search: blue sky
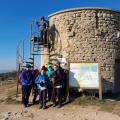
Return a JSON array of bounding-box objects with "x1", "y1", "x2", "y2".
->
[{"x1": 0, "y1": 0, "x2": 120, "y2": 71}]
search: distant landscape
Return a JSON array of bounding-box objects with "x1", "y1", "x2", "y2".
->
[
  {"x1": 0, "y1": 71, "x2": 17, "y2": 85},
  {"x1": 0, "y1": 70, "x2": 16, "y2": 73}
]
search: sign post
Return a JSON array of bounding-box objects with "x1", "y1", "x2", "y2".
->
[{"x1": 99, "y1": 64, "x2": 102, "y2": 100}]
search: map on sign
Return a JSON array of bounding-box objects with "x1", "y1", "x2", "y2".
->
[{"x1": 69, "y1": 63, "x2": 99, "y2": 88}]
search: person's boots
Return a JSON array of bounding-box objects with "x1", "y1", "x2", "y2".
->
[{"x1": 39, "y1": 105, "x2": 43, "y2": 109}]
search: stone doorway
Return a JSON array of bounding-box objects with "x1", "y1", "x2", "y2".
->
[{"x1": 114, "y1": 59, "x2": 120, "y2": 93}]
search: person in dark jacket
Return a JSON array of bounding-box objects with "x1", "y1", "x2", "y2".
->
[
  {"x1": 21, "y1": 64, "x2": 33, "y2": 107},
  {"x1": 52, "y1": 64, "x2": 63, "y2": 108},
  {"x1": 35, "y1": 69, "x2": 50, "y2": 109},
  {"x1": 62, "y1": 65, "x2": 69, "y2": 101}
]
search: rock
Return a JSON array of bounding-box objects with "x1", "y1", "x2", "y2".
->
[
  {"x1": 63, "y1": 113, "x2": 66, "y2": 116},
  {"x1": 23, "y1": 110, "x2": 28, "y2": 113},
  {"x1": 4, "y1": 117, "x2": 9, "y2": 120},
  {"x1": 7, "y1": 112, "x2": 12, "y2": 115},
  {"x1": 68, "y1": 31, "x2": 75, "y2": 37}
]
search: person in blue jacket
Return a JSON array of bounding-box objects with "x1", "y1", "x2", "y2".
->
[
  {"x1": 21, "y1": 64, "x2": 33, "y2": 107},
  {"x1": 35, "y1": 68, "x2": 50, "y2": 109}
]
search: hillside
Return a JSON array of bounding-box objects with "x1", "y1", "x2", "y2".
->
[
  {"x1": 0, "y1": 84, "x2": 120, "y2": 120},
  {"x1": 0, "y1": 71, "x2": 16, "y2": 82}
]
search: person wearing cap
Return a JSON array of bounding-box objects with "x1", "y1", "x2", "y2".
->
[
  {"x1": 35, "y1": 68, "x2": 50, "y2": 109},
  {"x1": 21, "y1": 64, "x2": 33, "y2": 107},
  {"x1": 36, "y1": 16, "x2": 48, "y2": 44},
  {"x1": 41, "y1": 65, "x2": 47, "y2": 71},
  {"x1": 51, "y1": 64, "x2": 64, "y2": 108},
  {"x1": 32, "y1": 66, "x2": 47, "y2": 104}
]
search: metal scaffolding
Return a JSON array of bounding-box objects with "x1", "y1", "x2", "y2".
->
[{"x1": 16, "y1": 18, "x2": 50, "y2": 97}]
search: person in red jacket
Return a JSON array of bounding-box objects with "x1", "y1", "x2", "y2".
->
[{"x1": 32, "y1": 69, "x2": 39, "y2": 104}]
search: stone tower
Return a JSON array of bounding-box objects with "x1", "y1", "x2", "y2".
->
[{"x1": 42, "y1": 7, "x2": 120, "y2": 93}]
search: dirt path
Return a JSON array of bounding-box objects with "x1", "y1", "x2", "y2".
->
[
  {"x1": 0, "y1": 104, "x2": 120, "y2": 120},
  {"x1": 0, "y1": 84, "x2": 120, "y2": 120},
  {"x1": 0, "y1": 84, "x2": 16, "y2": 99}
]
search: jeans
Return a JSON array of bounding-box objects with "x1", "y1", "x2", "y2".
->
[
  {"x1": 53, "y1": 87, "x2": 62, "y2": 106},
  {"x1": 40, "y1": 29, "x2": 47, "y2": 44},
  {"x1": 32, "y1": 88, "x2": 38, "y2": 104},
  {"x1": 47, "y1": 85, "x2": 52, "y2": 101},
  {"x1": 38, "y1": 89, "x2": 47, "y2": 107}
]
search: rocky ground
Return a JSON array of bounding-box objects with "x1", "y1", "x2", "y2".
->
[{"x1": 0, "y1": 84, "x2": 120, "y2": 120}]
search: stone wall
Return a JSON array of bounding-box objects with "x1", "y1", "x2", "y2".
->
[{"x1": 47, "y1": 7, "x2": 120, "y2": 93}]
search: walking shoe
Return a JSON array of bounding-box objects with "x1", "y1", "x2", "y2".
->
[
  {"x1": 39, "y1": 105, "x2": 43, "y2": 109},
  {"x1": 43, "y1": 106, "x2": 46, "y2": 109},
  {"x1": 57, "y1": 105, "x2": 62, "y2": 108},
  {"x1": 24, "y1": 104, "x2": 28, "y2": 108},
  {"x1": 53, "y1": 104, "x2": 57, "y2": 107},
  {"x1": 32, "y1": 101, "x2": 36, "y2": 105}
]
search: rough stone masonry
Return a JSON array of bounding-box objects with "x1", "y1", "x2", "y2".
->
[{"x1": 42, "y1": 7, "x2": 120, "y2": 93}]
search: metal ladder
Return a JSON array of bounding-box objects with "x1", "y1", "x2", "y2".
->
[{"x1": 16, "y1": 19, "x2": 50, "y2": 71}]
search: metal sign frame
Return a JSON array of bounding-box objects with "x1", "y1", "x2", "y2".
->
[{"x1": 69, "y1": 62, "x2": 102, "y2": 100}]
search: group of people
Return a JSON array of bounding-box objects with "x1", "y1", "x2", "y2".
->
[{"x1": 19, "y1": 62, "x2": 68, "y2": 109}]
